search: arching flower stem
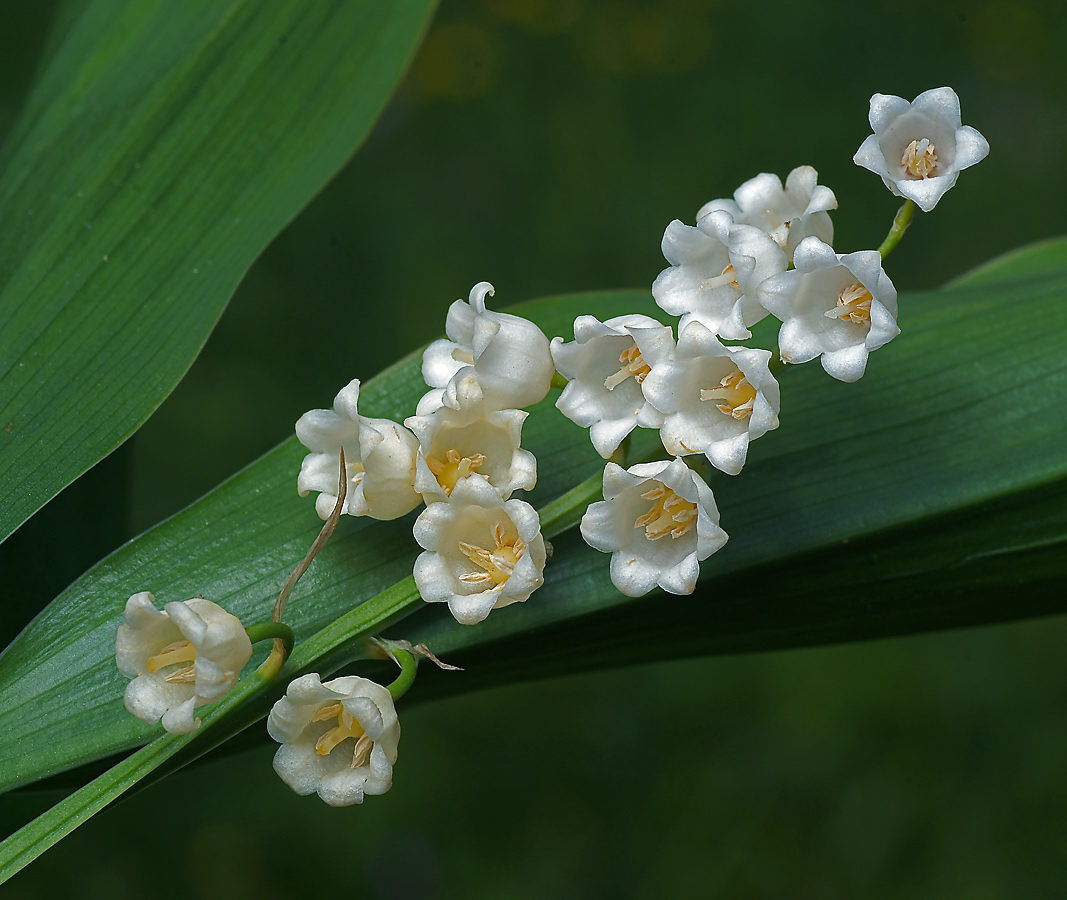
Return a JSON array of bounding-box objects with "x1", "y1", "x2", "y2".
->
[
  {"x1": 245, "y1": 622, "x2": 295, "y2": 660},
  {"x1": 878, "y1": 199, "x2": 916, "y2": 260}
]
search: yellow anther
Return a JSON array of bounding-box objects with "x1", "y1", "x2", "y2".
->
[
  {"x1": 459, "y1": 522, "x2": 527, "y2": 586},
  {"x1": 147, "y1": 639, "x2": 196, "y2": 674},
  {"x1": 901, "y1": 138, "x2": 938, "y2": 179},
  {"x1": 635, "y1": 485, "x2": 698, "y2": 540},
  {"x1": 700, "y1": 264, "x2": 741, "y2": 293},
  {"x1": 825, "y1": 281, "x2": 873, "y2": 325},
  {"x1": 604, "y1": 341, "x2": 651, "y2": 391},
  {"x1": 312, "y1": 701, "x2": 368, "y2": 757},
  {"x1": 700, "y1": 366, "x2": 756, "y2": 419},
  {"x1": 426, "y1": 447, "x2": 487, "y2": 495}
]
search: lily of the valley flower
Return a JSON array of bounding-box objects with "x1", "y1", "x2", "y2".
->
[
  {"x1": 413, "y1": 475, "x2": 547, "y2": 625},
  {"x1": 652, "y1": 210, "x2": 787, "y2": 340},
  {"x1": 696, "y1": 166, "x2": 837, "y2": 262},
  {"x1": 405, "y1": 404, "x2": 537, "y2": 504},
  {"x1": 853, "y1": 87, "x2": 989, "y2": 212},
  {"x1": 580, "y1": 458, "x2": 728, "y2": 596},
  {"x1": 267, "y1": 673, "x2": 400, "y2": 807},
  {"x1": 421, "y1": 282, "x2": 555, "y2": 412},
  {"x1": 758, "y1": 236, "x2": 900, "y2": 383},
  {"x1": 116, "y1": 592, "x2": 252, "y2": 734},
  {"x1": 640, "y1": 321, "x2": 780, "y2": 475},
  {"x1": 296, "y1": 378, "x2": 422, "y2": 521},
  {"x1": 550, "y1": 313, "x2": 674, "y2": 458}
]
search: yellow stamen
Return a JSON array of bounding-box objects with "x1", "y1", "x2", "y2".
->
[
  {"x1": 700, "y1": 264, "x2": 740, "y2": 293},
  {"x1": 312, "y1": 701, "x2": 368, "y2": 757},
  {"x1": 147, "y1": 639, "x2": 196, "y2": 674},
  {"x1": 425, "y1": 448, "x2": 486, "y2": 495},
  {"x1": 825, "y1": 281, "x2": 873, "y2": 325},
  {"x1": 635, "y1": 485, "x2": 698, "y2": 540},
  {"x1": 459, "y1": 522, "x2": 526, "y2": 587},
  {"x1": 901, "y1": 138, "x2": 937, "y2": 179},
  {"x1": 700, "y1": 366, "x2": 756, "y2": 419},
  {"x1": 604, "y1": 341, "x2": 652, "y2": 390}
]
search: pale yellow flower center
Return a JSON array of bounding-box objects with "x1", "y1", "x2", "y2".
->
[
  {"x1": 426, "y1": 447, "x2": 486, "y2": 495},
  {"x1": 700, "y1": 264, "x2": 741, "y2": 293},
  {"x1": 604, "y1": 341, "x2": 651, "y2": 390},
  {"x1": 346, "y1": 459, "x2": 366, "y2": 488},
  {"x1": 312, "y1": 701, "x2": 373, "y2": 766},
  {"x1": 147, "y1": 639, "x2": 197, "y2": 684},
  {"x1": 901, "y1": 138, "x2": 937, "y2": 179},
  {"x1": 451, "y1": 347, "x2": 475, "y2": 365},
  {"x1": 824, "y1": 281, "x2": 873, "y2": 325},
  {"x1": 700, "y1": 366, "x2": 756, "y2": 419},
  {"x1": 459, "y1": 522, "x2": 526, "y2": 587},
  {"x1": 635, "y1": 485, "x2": 698, "y2": 540}
]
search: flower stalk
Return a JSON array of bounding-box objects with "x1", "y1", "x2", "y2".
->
[{"x1": 878, "y1": 199, "x2": 916, "y2": 259}]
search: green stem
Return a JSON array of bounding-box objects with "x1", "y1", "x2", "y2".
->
[
  {"x1": 385, "y1": 647, "x2": 418, "y2": 701},
  {"x1": 550, "y1": 370, "x2": 568, "y2": 390},
  {"x1": 878, "y1": 199, "x2": 916, "y2": 259},
  {"x1": 245, "y1": 622, "x2": 295, "y2": 662}
]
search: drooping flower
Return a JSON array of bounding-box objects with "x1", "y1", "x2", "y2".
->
[
  {"x1": 116, "y1": 592, "x2": 253, "y2": 734},
  {"x1": 640, "y1": 321, "x2": 780, "y2": 475},
  {"x1": 758, "y1": 236, "x2": 899, "y2": 383},
  {"x1": 853, "y1": 87, "x2": 989, "y2": 212},
  {"x1": 296, "y1": 378, "x2": 422, "y2": 521},
  {"x1": 405, "y1": 404, "x2": 537, "y2": 504},
  {"x1": 267, "y1": 673, "x2": 400, "y2": 807},
  {"x1": 580, "y1": 458, "x2": 728, "y2": 597},
  {"x1": 421, "y1": 282, "x2": 555, "y2": 412},
  {"x1": 550, "y1": 314, "x2": 674, "y2": 458},
  {"x1": 412, "y1": 475, "x2": 547, "y2": 625},
  {"x1": 652, "y1": 210, "x2": 787, "y2": 340},
  {"x1": 696, "y1": 165, "x2": 837, "y2": 262}
]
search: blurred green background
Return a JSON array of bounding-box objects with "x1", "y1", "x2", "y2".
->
[{"x1": 3, "y1": 0, "x2": 1067, "y2": 896}]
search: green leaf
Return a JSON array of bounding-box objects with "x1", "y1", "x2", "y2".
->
[
  {"x1": 1, "y1": 238, "x2": 1066, "y2": 796},
  {"x1": 0, "y1": 0, "x2": 437, "y2": 545}
]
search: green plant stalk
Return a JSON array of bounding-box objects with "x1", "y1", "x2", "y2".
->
[
  {"x1": 0, "y1": 473, "x2": 603, "y2": 883},
  {"x1": 878, "y1": 199, "x2": 916, "y2": 259}
]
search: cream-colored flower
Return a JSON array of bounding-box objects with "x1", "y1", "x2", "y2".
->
[
  {"x1": 115, "y1": 592, "x2": 252, "y2": 734},
  {"x1": 296, "y1": 378, "x2": 421, "y2": 521},
  {"x1": 267, "y1": 673, "x2": 400, "y2": 807},
  {"x1": 412, "y1": 475, "x2": 547, "y2": 625},
  {"x1": 405, "y1": 404, "x2": 536, "y2": 504},
  {"x1": 853, "y1": 87, "x2": 989, "y2": 212},
  {"x1": 421, "y1": 282, "x2": 555, "y2": 412},
  {"x1": 580, "y1": 459, "x2": 728, "y2": 597}
]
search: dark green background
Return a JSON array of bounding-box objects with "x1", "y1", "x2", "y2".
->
[{"x1": 4, "y1": 0, "x2": 1067, "y2": 897}]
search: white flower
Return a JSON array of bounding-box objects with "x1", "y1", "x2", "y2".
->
[
  {"x1": 580, "y1": 458, "x2": 728, "y2": 597},
  {"x1": 296, "y1": 379, "x2": 422, "y2": 521},
  {"x1": 115, "y1": 592, "x2": 253, "y2": 734},
  {"x1": 413, "y1": 475, "x2": 547, "y2": 625},
  {"x1": 641, "y1": 321, "x2": 780, "y2": 475},
  {"x1": 550, "y1": 314, "x2": 674, "y2": 458},
  {"x1": 652, "y1": 210, "x2": 787, "y2": 340},
  {"x1": 696, "y1": 166, "x2": 837, "y2": 261},
  {"x1": 853, "y1": 87, "x2": 989, "y2": 212},
  {"x1": 758, "y1": 236, "x2": 899, "y2": 383},
  {"x1": 267, "y1": 673, "x2": 400, "y2": 807},
  {"x1": 422, "y1": 281, "x2": 555, "y2": 412},
  {"x1": 405, "y1": 405, "x2": 536, "y2": 504}
]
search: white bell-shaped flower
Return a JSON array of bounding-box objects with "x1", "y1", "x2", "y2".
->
[
  {"x1": 422, "y1": 282, "x2": 555, "y2": 412},
  {"x1": 580, "y1": 458, "x2": 728, "y2": 597},
  {"x1": 697, "y1": 166, "x2": 837, "y2": 261},
  {"x1": 267, "y1": 673, "x2": 400, "y2": 807},
  {"x1": 652, "y1": 210, "x2": 787, "y2": 340},
  {"x1": 116, "y1": 592, "x2": 253, "y2": 734},
  {"x1": 405, "y1": 405, "x2": 537, "y2": 504},
  {"x1": 758, "y1": 236, "x2": 899, "y2": 383},
  {"x1": 641, "y1": 321, "x2": 780, "y2": 476},
  {"x1": 296, "y1": 379, "x2": 422, "y2": 521},
  {"x1": 413, "y1": 475, "x2": 547, "y2": 625},
  {"x1": 550, "y1": 313, "x2": 674, "y2": 458},
  {"x1": 853, "y1": 87, "x2": 989, "y2": 212}
]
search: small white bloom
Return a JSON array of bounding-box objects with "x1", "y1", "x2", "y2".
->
[
  {"x1": 641, "y1": 321, "x2": 780, "y2": 475},
  {"x1": 853, "y1": 87, "x2": 989, "y2": 212},
  {"x1": 296, "y1": 379, "x2": 422, "y2": 521},
  {"x1": 115, "y1": 592, "x2": 253, "y2": 734},
  {"x1": 758, "y1": 236, "x2": 899, "y2": 383},
  {"x1": 405, "y1": 404, "x2": 536, "y2": 504},
  {"x1": 580, "y1": 459, "x2": 728, "y2": 597},
  {"x1": 413, "y1": 475, "x2": 547, "y2": 625},
  {"x1": 422, "y1": 282, "x2": 555, "y2": 412},
  {"x1": 550, "y1": 314, "x2": 674, "y2": 458},
  {"x1": 696, "y1": 166, "x2": 837, "y2": 261},
  {"x1": 267, "y1": 673, "x2": 400, "y2": 807},
  {"x1": 652, "y1": 211, "x2": 787, "y2": 340}
]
